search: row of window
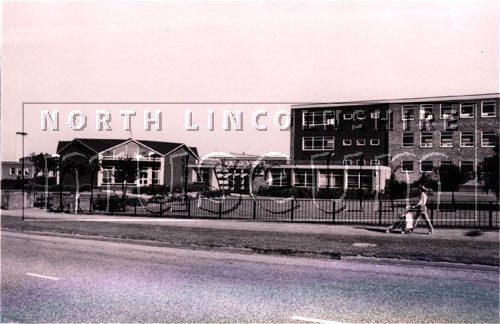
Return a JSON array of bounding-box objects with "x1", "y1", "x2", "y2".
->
[
  {"x1": 102, "y1": 167, "x2": 159, "y2": 185},
  {"x1": 401, "y1": 101, "x2": 496, "y2": 120},
  {"x1": 267, "y1": 169, "x2": 374, "y2": 189},
  {"x1": 8, "y1": 167, "x2": 30, "y2": 176},
  {"x1": 402, "y1": 131, "x2": 496, "y2": 148},
  {"x1": 301, "y1": 101, "x2": 497, "y2": 127},
  {"x1": 400, "y1": 160, "x2": 474, "y2": 173},
  {"x1": 302, "y1": 111, "x2": 383, "y2": 127},
  {"x1": 302, "y1": 136, "x2": 381, "y2": 150},
  {"x1": 342, "y1": 139, "x2": 380, "y2": 146}
]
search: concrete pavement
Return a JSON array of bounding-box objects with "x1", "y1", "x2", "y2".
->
[{"x1": 2, "y1": 207, "x2": 498, "y2": 242}]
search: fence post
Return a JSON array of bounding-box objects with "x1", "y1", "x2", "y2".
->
[
  {"x1": 378, "y1": 200, "x2": 383, "y2": 225},
  {"x1": 252, "y1": 199, "x2": 257, "y2": 220},
  {"x1": 430, "y1": 202, "x2": 434, "y2": 223},
  {"x1": 187, "y1": 197, "x2": 191, "y2": 218},
  {"x1": 489, "y1": 202, "x2": 493, "y2": 229},
  {"x1": 290, "y1": 199, "x2": 294, "y2": 222},
  {"x1": 134, "y1": 202, "x2": 137, "y2": 216},
  {"x1": 218, "y1": 200, "x2": 222, "y2": 219},
  {"x1": 160, "y1": 202, "x2": 164, "y2": 217},
  {"x1": 332, "y1": 200, "x2": 336, "y2": 223}
]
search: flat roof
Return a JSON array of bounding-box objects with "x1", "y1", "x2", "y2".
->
[{"x1": 292, "y1": 93, "x2": 500, "y2": 109}]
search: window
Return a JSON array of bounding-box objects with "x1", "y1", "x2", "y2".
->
[
  {"x1": 302, "y1": 110, "x2": 335, "y2": 127},
  {"x1": 194, "y1": 169, "x2": 209, "y2": 183},
  {"x1": 481, "y1": 131, "x2": 496, "y2": 147},
  {"x1": 302, "y1": 136, "x2": 334, "y2": 151},
  {"x1": 440, "y1": 103, "x2": 455, "y2": 119},
  {"x1": 402, "y1": 105, "x2": 414, "y2": 120},
  {"x1": 402, "y1": 133, "x2": 414, "y2": 147},
  {"x1": 460, "y1": 103, "x2": 475, "y2": 118},
  {"x1": 138, "y1": 168, "x2": 149, "y2": 185},
  {"x1": 356, "y1": 139, "x2": 366, "y2": 146},
  {"x1": 370, "y1": 111, "x2": 380, "y2": 119},
  {"x1": 9, "y1": 168, "x2": 15, "y2": 175},
  {"x1": 102, "y1": 168, "x2": 113, "y2": 184},
  {"x1": 419, "y1": 104, "x2": 434, "y2": 120},
  {"x1": 420, "y1": 132, "x2": 433, "y2": 148},
  {"x1": 401, "y1": 161, "x2": 414, "y2": 172},
  {"x1": 343, "y1": 160, "x2": 352, "y2": 166},
  {"x1": 460, "y1": 132, "x2": 474, "y2": 147},
  {"x1": 294, "y1": 170, "x2": 315, "y2": 187},
  {"x1": 460, "y1": 161, "x2": 474, "y2": 175},
  {"x1": 370, "y1": 160, "x2": 380, "y2": 166},
  {"x1": 370, "y1": 139, "x2": 380, "y2": 146},
  {"x1": 481, "y1": 101, "x2": 496, "y2": 117},
  {"x1": 343, "y1": 113, "x2": 353, "y2": 120},
  {"x1": 343, "y1": 139, "x2": 352, "y2": 146},
  {"x1": 24, "y1": 168, "x2": 30, "y2": 176},
  {"x1": 357, "y1": 159, "x2": 366, "y2": 166},
  {"x1": 440, "y1": 132, "x2": 453, "y2": 147},
  {"x1": 419, "y1": 104, "x2": 434, "y2": 130},
  {"x1": 267, "y1": 169, "x2": 291, "y2": 187},
  {"x1": 17, "y1": 168, "x2": 22, "y2": 176},
  {"x1": 318, "y1": 170, "x2": 343, "y2": 188},
  {"x1": 420, "y1": 161, "x2": 434, "y2": 172},
  {"x1": 152, "y1": 169, "x2": 159, "y2": 184}
]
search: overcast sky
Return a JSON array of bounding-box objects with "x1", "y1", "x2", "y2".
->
[{"x1": 1, "y1": 1, "x2": 498, "y2": 161}]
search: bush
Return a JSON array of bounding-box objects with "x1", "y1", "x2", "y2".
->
[
  {"x1": 1, "y1": 179, "x2": 29, "y2": 190},
  {"x1": 32, "y1": 176, "x2": 57, "y2": 186},
  {"x1": 315, "y1": 188, "x2": 376, "y2": 199},
  {"x1": 187, "y1": 182, "x2": 210, "y2": 192},
  {"x1": 92, "y1": 195, "x2": 147, "y2": 211},
  {"x1": 257, "y1": 186, "x2": 313, "y2": 199},
  {"x1": 131, "y1": 185, "x2": 170, "y2": 196}
]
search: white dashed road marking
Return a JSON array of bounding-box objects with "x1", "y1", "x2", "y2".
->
[
  {"x1": 352, "y1": 242, "x2": 377, "y2": 248},
  {"x1": 291, "y1": 315, "x2": 350, "y2": 324},
  {"x1": 26, "y1": 273, "x2": 61, "y2": 281}
]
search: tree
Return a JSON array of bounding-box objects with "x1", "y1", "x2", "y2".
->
[
  {"x1": 59, "y1": 154, "x2": 92, "y2": 211},
  {"x1": 113, "y1": 157, "x2": 139, "y2": 209},
  {"x1": 88, "y1": 157, "x2": 101, "y2": 213},
  {"x1": 30, "y1": 152, "x2": 58, "y2": 178},
  {"x1": 479, "y1": 136, "x2": 499, "y2": 198}
]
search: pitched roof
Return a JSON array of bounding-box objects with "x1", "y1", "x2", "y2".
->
[
  {"x1": 137, "y1": 140, "x2": 198, "y2": 157},
  {"x1": 57, "y1": 138, "x2": 198, "y2": 158}
]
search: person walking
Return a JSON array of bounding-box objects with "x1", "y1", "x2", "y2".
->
[{"x1": 412, "y1": 185, "x2": 434, "y2": 234}]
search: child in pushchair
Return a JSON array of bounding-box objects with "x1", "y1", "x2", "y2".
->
[{"x1": 386, "y1": 207, "x2": 414, "y2": 234}]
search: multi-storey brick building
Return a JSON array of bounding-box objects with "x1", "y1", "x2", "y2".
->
[
  {"x1": 285, "y1": 102, "x2": 393, "y2": 192},
  {"x1": 288, "y1": 93, "x2": 499, "y2": 192},
  {"x1": 388, "y1": 93, "x2": 499, "y2": 183}
]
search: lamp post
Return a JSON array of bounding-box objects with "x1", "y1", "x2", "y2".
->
[{"x1": 16, "y1": 132, "x2": 28, "y2": 220}]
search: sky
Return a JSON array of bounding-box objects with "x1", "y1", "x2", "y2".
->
[{"x1": 1, "y1": 1, "x2": 499, "y2": 161}]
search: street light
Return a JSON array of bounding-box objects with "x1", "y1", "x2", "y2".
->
[{"x1": 16, "y1": 132, "x2": 28, "y2": 220}]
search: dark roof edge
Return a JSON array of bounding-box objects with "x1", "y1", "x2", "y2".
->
[{"x1": 292, "y1": 93, "x2": 500, "y2": 109}]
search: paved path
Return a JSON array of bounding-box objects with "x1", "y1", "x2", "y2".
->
[{"x1": 2, "y1": 208, "x2": 498, "y2": 243}]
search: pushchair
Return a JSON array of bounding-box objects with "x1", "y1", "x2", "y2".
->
[{"x1": 386, "y1": 208, "x2": 414, "y2": 234}]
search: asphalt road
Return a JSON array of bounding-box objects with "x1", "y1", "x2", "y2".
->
[{"x1": 1, "y1": 232, "x2": 498, "y2": 323}]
